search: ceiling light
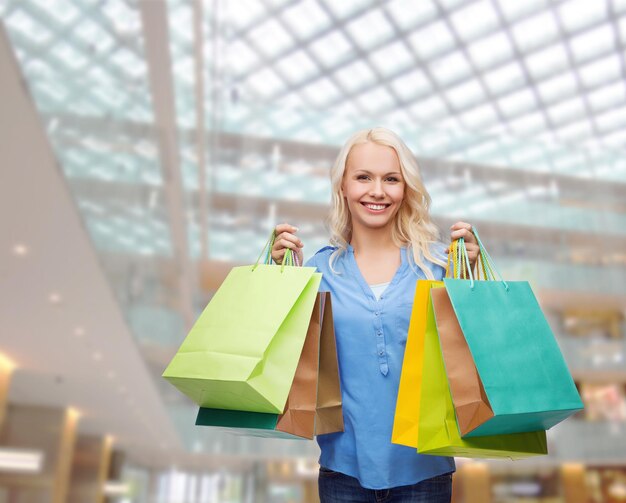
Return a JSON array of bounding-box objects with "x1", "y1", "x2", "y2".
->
[
  {"x1": 67, "y1": 407, "x2": 81, "y2": 421},
  {"x1": 92, "y1": 352, "x2": 102, "y2": 362},
  {"x1": 74, "y1": 327, "x2": 85, "y2": 337},
  {"x1": 107, "y1": 370, "x2": 116, "y2": 379},
  {"x1": 0, "y1": 353, "x2": 17, "y2": 372},
  {"x1": 12, "y1": 244, "x2": 29, "y2": 256},
  {"x1": 103, "y1": 481, "x2": 130, "y2": 496},
  {"x1": 48, "y1": 292, "x2": 62, "y2": 305},
  {"x1": 0, "y1": 448, "x2": 44, "y2": 474}
]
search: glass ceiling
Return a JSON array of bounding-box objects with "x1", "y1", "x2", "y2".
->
[{"x1": 3, "y1": 0, "x2": 626, "y2": 456}]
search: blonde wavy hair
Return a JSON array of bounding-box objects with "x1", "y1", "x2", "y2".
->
[{"x1": 327, "y1": 127, "x2": 446, "y2": 279}]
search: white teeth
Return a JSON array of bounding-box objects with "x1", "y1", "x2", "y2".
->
[{"x1": 364, "y1": 204, "x2": 386, "y2": 210}]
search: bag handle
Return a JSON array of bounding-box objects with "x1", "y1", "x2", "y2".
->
[
  {"x1": 454, "y1": 228, "x2": 508, "y2": 291},
  {"x1": 253, "y1": 230, "x2": 300, "y2": 272},
  {"x1": 446, "y1": 229, "x2": 507, "y2": 291}
]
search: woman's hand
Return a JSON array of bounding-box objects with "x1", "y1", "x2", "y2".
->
[
  {"x1": 271, "y1": 223, "x2": 304, "y2": 265},
  {"x1": 448, "y1": 221, "x2": 479, "y2": 272}
]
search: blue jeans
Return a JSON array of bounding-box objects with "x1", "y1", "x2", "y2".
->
[{"x1": 318, "y1": 467, "x2": 453, "y2": 503}]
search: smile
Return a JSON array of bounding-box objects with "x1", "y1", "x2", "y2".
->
[{"x1": 361, "y1": 202, "x2": 391, "y2": 212}]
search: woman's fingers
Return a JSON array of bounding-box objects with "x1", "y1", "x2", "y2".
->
[
  {"x1": 271, "y1": 223, "x2": 304, "y2": 264},
  {"x1": 450, "y1": 221, "x2": 476, "y2": 243}
]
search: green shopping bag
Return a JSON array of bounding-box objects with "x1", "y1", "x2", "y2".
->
[
  {"x1": 195, "y1": 292, "x2": 344, "y2": 439},
  {"x1": 417, "y1": 284, "x2": 548, "y2": 459},
  {"x1": 442, "y1": 230, "x2": 583, "y2": 437},
  {"x1": 162, "y1": 235, "x2": 321, "y2": 414}
]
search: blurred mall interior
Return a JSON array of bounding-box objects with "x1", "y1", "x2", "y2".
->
[{"x1": 1, "y1": 0, "x2": 626, "y2": 501}]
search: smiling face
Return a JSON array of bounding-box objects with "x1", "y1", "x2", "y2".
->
[{"x1": 341, "y1": 141, "x2": 405, "y2": 234}]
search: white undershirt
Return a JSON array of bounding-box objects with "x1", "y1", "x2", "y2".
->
[{"x1": 369, "y1": 281, "x2": 390, "y2": 301}]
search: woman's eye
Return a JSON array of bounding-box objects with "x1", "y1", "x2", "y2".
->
[
  {"x1": 356, "y1": 175, "x2": 369, "y2": 180},
  {"x1": 387, "y1": 177, "x2": 400, "y2": 182}
]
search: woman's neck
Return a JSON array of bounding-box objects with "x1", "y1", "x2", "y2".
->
[{"x1": 350, "y1": 227, "x2": 398, "y2": 257}]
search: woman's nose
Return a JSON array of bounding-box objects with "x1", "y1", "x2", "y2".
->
[{"x1": 369, "y1": 180, "x2": 384, "y2": 197}]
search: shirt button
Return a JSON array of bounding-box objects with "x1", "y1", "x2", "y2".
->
[
  {"x1": 375, "y1": 311, "x2": 380, "y2": 316},
  {"x1": 377, "y1": 331, "x2": 382, "y2": 336},
  {"x1": 379, "y1": 350, "x2": 385, "y2": 356}
]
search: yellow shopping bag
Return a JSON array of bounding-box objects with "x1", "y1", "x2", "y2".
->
[{"x1": 392, "y1": 280, "x2": 442, "y2": 447}]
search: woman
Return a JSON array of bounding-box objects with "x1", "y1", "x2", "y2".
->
[{"x1": 271, "y1": 128, "x2": 478, "y2": 502}]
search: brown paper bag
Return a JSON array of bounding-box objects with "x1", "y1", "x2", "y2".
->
[
  {"x1": 276, "y1": 292, "x2": 343, "y2": 438},
  {"x1": 430, "y1": 287, "x2": 494, "y2": 436}
]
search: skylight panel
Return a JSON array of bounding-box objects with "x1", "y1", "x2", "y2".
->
[
  {"x1": 248, "y1": 19, "x2": 293, "y2": 59},
  {"x1": 383, "y1": 109, "x2": 414, "y2": 129},
  {"x1": 385, "y1": 0, "x2": 438, "y2": 30},
  {"x1": 483, "y1": 62, "x2": 525, "y2": 95},
  {"x1": 449, "y1": 0, "x2": 499, "y2": 40},
  {"x1": 497, "y1": 88, "x2": 537, "y2": 117},
  {"x1": 508, "y1": 111, "x2": 546, "y2": 135},
  {"x1": 536, "y1": 73, "x2": 577, "y2": 103},
  {"x1": 309, "y1": 31, "x2": 352, "y2": 66},
  {"x1": 547, "y1": 97, "x2": 586, "y2": 125},
  {"x1": 411, "y1": 95, "x2": 448, "y2": 121},
  {"x1": 569, "y1": 24, "x2": 615, "y2": 64},
  {"x1": 587, "y1": 82, "x2": 626, "y2": 112},
  {"x1": 555, "y1": 119, "x2": 592, "y2": 142},
  {"x1": 436, "y1": 0, "x2": 467, "y2": 10},
  {"x1": 324, "y1": 1, "x2": 371, "y2": 20},
  {"x1": 23, "y1": 59, "x2": 53, "y2": 81},
  {"x1": 602, "y1": 130, "x2": 626, "y2": 148},
  {"x1": 346, "y1": 10, "x2": 394, "y2": 49},
  {"x1": 225, "y1": 0, "x2": 266, "y2": 31},
  {"x1": 430, "y1": 52, "x2": 472, "y2": 86},
  {"x1": 281, "y1": 0, "x2": 330, "y2": 39},
  {"x1": 369, "y1": 41, "x2": 414, "y2": 77},
  {"x1": 46, "y1": 0, "x2": 80, "y2": 24},
  {"x1": 578, "y1": 55, "x2": 621, "y2": 88},
  {"x1": 356, "y1": 87, "x2": 395, "y2": 114},
  {"x1": 51, "y1": 42, "x2": 88, "y2": 70},
  {"x1": 595, "y1": 106, "x2": 626, "y2": 132},
  {"x1": 524, "y1": 43, "x2": 569, "y2": 80},
  {"x1": 102, "y1": 1, "x2": 140, "y2": 37},
  {"x1": 459, "y1": 104, "x2": 499, "y2": 129},
  {"x1": 511, "y1": 11, "x2": 559, "y2": 52},
  {"x1": 464, "y1": 139, "x2": 500, "y2": 160},
  {"x1": 320, "y1": 114, "x2": 354, "y2": 139},
  {"x1": 467, "y1": 32, "x2": 513, "y2": 70},
  {"x1": 496, "y1": 0, "x2": 549, "y2": 23},
  {"x1": 275, "y1": 50, "x2": 318, "y2": 85},
  {"x1": 408, "y1": 20, "x2": 455, "y2": 59},
  {"x1": 225, "y1": 40, "x2": 259, "y2": 76},
  {"x1": 8, "y1": 9, "x2": 54, "y2": 46},
  {"x1": 419, "y1": 130, "x2": 452, "y2": 152},
  {"x1": 557, "y1": 0, "x2": 607, "y2": 33},
  {"x1": 301, "y1": 77, "x2": 341, "y2": 107},
  {"x1": 446, "y1": 79, "x2": 485, "y2": 109},
  {"x1": 75, "y1": 20, "x2": 114, "y2": 54},
  {"x1": 510, "y1": 145, "x2": 544, "y2": 165},
  {"x1": 389, "y1": 69, "x2": 431, "y2": 100},
  {"x1": 246, "y1": 68, "x2": 285, "y2": 99},
  {"x1": 333, "y1": 60, "x2": 376, "y2": 93}
]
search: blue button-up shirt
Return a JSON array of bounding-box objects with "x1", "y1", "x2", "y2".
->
[{"x1": 306, "y1": 244, "x2": 455, "y2": 489}]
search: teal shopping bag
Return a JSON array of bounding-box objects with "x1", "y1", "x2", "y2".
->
[
  {"x1": 163, "y1": 235, "x2": 321, "y2": 414},
  {"x1": 442, "y1": 231, "x2": 583, "y2": 437}
]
